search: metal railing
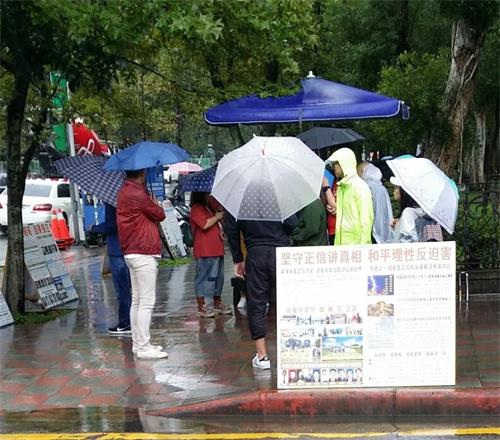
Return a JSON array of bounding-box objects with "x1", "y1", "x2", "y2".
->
[{"x1": 455, "y1": 180, "x2": 499, "y2": 269}]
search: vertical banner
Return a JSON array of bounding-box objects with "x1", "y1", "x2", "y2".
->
[
  {"x1": 23, "y1": 222, "x2": 79, "y2": 310},
  {"x1": 276, "y1": 242, "x2": 455, "y2": 388},
  {"x1": 147, "y1": 166, "x2": 166, "y2": 202}
]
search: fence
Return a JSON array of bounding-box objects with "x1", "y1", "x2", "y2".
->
[{"x1": 455, "y1": 180, "x2": 499, "y2": 270}]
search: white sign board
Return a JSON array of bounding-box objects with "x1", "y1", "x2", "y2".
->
[
  {"x1": 277, "y1": 242, "x2": 455, "y2": 388},
  {"x1": 160, "y1": 201, "x2": 187, "y2": 259},
  {"x1": 23, "y1": 222, "x2": 79, "y2": 310},
  {"x1": 0, "y1": 288, "x2": 14, "y2": 327}
]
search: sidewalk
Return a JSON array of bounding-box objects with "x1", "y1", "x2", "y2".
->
[{"x1": 0, "y1": 245, "x2": 498, "y2": 424}]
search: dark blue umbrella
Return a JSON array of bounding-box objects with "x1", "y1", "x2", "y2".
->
[
  {"x1": 54, "y1": 156, "x2": 124, "y2": 206},
  {"x1": 205, "y1": 76, "x2": 409, "y2": 125},
  {"x1": 178, "y1": 167, "x2": 216, "y2": 193},
  {"x1": 104, "y1": 141, "x2": 189, "y2": 171}
]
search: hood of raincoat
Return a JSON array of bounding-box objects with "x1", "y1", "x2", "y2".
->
[
  {"x1": 362, "y1": 163, "x2": 383, "y2": 183},
  {"x1": 327, "y1": 148, "x2": 357, "y2": 180}
]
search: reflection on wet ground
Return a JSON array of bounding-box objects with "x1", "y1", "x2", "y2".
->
[{"x1": 0, "y1": 243, "x2": 498, "y2": 433}]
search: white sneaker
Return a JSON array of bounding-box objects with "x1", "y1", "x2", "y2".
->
[
  {"x1": 252, "y1": 354, "x2": 271, "y2": 370},
  {"x1": 237, "y1": 297, "x2": 247, "y2": 309},
  {"x1": 132, "y1": 344, "x2": 163, "y2": 355},
  {"x1": 136, "y1": 347, "x2": 168, "y2": 359}
]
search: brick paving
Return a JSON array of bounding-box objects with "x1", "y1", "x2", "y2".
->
[{"x1": 0, "y1": 245, "x2": 498, "y2": 416}]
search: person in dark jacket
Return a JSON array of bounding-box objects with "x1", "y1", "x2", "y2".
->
[
  {"x1": 117, "y1": 169, "x2": 167, "y2": 359},
  {"x1": 291, "y1": 196, "x2": 328, "y2": 246},
  {"x1": 225, "y1": 213, "x2": 297, "y2": 370},
  {"x1": 92, "y1": 203, "x2": 131, "y2": 335}
]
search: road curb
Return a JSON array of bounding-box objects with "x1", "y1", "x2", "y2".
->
[{"x1": 149, "y1": 387, "x2": 500, "y2": 417}]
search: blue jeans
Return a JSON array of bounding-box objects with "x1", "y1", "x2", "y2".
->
[
  {"x1": 194, "y1": 256, "x2": 224, "y2": 298},
  {"x1": 109, "y1": 255, "x2": 132, "y2": 328}
]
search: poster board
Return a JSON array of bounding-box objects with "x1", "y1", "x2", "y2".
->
[
  {"x1": 147, "y1": 166, "x2": 166, "y2": 202},
  {"x1": 276, "y1": 242, "x2": 456, "y2": 389},
  {"x1": 159, "y1": 200, "x2": 187, "y2": 259},
  {"x1": 23, "y1": 222, "x2": 79, "y2": 311},
  {"x1": 0, "y1": 288, "x2": 14, "y2": 327}
]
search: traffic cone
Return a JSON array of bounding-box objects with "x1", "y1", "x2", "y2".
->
[
  {"x1": 57, "y1": 208, "x2": 74, "y2": 248},
  {"x1": 50, "y1": 209, "x2": 61, "y2": 240},
  {"x1": 51, "y1": 209, "x2": 68, "y2": 250}
]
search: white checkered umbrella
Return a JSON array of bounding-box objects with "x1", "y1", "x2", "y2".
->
[
  {"x1": 212, "y1": 136, "x2": 325, "y2": 221},
  {"x1": 54, "y1": 156, "x2": 125, "y2": 207}
]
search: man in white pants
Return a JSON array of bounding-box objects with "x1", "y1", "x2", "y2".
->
[{"x1": 116, "y1": 169, "x2": 167, "y2": 359}]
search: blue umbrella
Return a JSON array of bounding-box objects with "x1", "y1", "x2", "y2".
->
[
  {"x1": 324, "y1": 169, "x2": 335, "y2": 186},
  {"x1": 104, "y1": 141, "x2": 189, "y2": 171},
  {"x1": 54, "y1": 156, "x2": 125, "y2": 206},
  {"x1": 205, "y1": 76, "x2": 409, "y2": 125},
  {"x1": 178, "y1": 167, "x2": 216, "y2": 193}
]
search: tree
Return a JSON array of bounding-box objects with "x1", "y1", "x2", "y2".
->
[
  {"x1": 425, "y1": 0, "x2": 498, "y2": 177},
  {"x1": 365, "y1": 49, "x2": 449, "y2": 157},
  {"x1": 0, "y1": 0, "x2": 159, "y2": 313}
]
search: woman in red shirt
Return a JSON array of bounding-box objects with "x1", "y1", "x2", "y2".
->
[
  {"x1": 190, "y1": 192, "x2": 232, "y2": 317},
  {"x1": 326, "y1": 180, "x2": 338, "y2": 245}
]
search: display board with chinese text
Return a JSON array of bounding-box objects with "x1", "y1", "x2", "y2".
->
[
  {"x1": 159, "y1": 200, "x2": 187, "y2": 259},
  {"x1": 0, "y1": 288, "x2": 14, "y2": 327},
  {"x1": 23, "y1": 222, "x2": 79, "y2": 310},
  {"x1": 277, "y1": 242, "x2": 455, "y2": 388}
]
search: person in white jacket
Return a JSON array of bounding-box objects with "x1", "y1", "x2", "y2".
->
[
  {"x1": 358, "y1": 162, "x2": 393, "y2": 243},
  {"x1": 390, "y1": 176, "x2": 426, "y2": 243}
]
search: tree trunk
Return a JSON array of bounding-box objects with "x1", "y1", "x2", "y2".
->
[
  {"x1": 426, "y1": 19, "x2": 486, "y2": 178},
  {"x1": 5, "y1": 75, "x2": 30, "y2": 314},
  {"x1": 473, "y1": 109, "x2": 486, "y2": 182}
]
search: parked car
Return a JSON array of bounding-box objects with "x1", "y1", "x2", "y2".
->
[{"x1": 0, "y1": 178, "x2": 73, "y2": 233}]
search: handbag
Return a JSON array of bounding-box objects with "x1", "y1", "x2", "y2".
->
[{"x1": 422, "y1": 223, "x2": 443, "y2": 242}]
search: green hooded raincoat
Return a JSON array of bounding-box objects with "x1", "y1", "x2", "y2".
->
[{"x1": 328, "y1": 148, "x2": 374, "y2": 245}]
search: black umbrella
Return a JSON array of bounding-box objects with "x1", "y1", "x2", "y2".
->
[{"x1": 297, "y1": 127, "x2": 365, "y2": 150}]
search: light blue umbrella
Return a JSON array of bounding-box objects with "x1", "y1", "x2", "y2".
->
[{"x1": 104, "y1": 141, "x2": 189, "y2": 171}]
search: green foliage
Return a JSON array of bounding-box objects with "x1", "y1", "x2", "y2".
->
[
  {"x1": 440, "y1": 0, "x2": 499, "y2": 31},
  {"x1": 362, "y1": 49, "x2": 449, "y2": 155},
  {"x1": 157, "y1": 257, "x2": 191, "y2": 267},
  {"x1": 13, "y1": 309, "x2": 71, "y2": 325}
]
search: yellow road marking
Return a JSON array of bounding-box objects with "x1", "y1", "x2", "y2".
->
[{"x1": 2, "y1": 427, "x2": 500, "y2": 439}]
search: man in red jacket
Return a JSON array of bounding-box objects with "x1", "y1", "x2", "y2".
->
[{"x1": 117, "y1": 169, "x2": 167, "y2": 359}]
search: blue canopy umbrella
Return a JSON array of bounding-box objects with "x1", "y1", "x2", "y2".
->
[
  {"x1": 178, "y1": 167, "x2": 217, "y2": 193},
  {"x1": 104, "y1": 141, "x2": 189, "y2": 171},
  {"x1": 205, "y1": 76, "x2": 409, "y2": 125}
]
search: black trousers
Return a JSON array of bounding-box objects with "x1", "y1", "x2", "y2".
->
[{"x1": 245, "y1": 246, "x2": 276, "y2": 340}]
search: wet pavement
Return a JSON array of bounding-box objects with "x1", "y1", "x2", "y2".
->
[{"x1": 0, "y1": 241, "x2": 499, "y2": 433}]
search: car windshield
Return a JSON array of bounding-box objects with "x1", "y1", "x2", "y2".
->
[{"x1": 24, "y1": 184, "x2": 52, "y2": 197}]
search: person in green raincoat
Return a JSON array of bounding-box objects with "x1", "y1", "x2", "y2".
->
[{"x1": 326, "y1": 148, "x2": 374, "y2": 245}]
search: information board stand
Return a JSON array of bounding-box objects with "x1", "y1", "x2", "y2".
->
[
  {"x1": 0, "y1": 288, "x2": 14, "y2": 327},
  {"x1": 23, "y1": 222, "x2": 79, "y2": 311},
  {"x1": 159, "y1": 200, "x2": 186, "y2": 259},
  {"x1": 277, "y1": 242, "x2": 456, "y2": 389}
]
